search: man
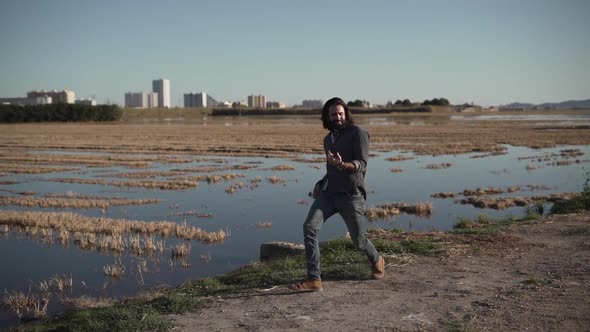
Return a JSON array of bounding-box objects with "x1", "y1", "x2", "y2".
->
[{"x1": 289, "y1": 97, "x2": 384, "y2": 292}]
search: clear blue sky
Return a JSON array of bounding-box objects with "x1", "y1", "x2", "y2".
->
[{"x1": 1, "y1": 0, "x2": 589, "y2": 107}]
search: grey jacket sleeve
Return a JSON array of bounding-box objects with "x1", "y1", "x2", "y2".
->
[{"x1": 351, "y1": 128, "x2": 369, "y2": 173}]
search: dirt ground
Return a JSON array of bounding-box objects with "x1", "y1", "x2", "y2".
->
[{"x1": 169, "y1": 212, "x2": 590, "y2": 331}]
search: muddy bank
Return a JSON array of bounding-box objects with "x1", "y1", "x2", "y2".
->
[{"x1": 170, "y1": 212, "x2": 590, "y2": 331}]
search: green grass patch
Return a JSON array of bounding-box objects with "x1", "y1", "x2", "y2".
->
[
  {"x1": 22, "y1": 301, "x2": 174, "y2": 332},
  {"x1": 521, "y1": 278, "x2": 553, "y2": 286},
  {"x1": 550, "y1": 196, "x2": 590, "y2": 214},
  {"x1": 551, "y1": 170, "x2": 590, "y2": 214},
  {"x1": 443, "y1": 320, "x2": 470, "y2": 332},
  {"x1": 15, "y1": 235, "x2": 442, "y2": 331},
  {"x1": 450, "y1": 212, "x2": 541, "y2": 235}
]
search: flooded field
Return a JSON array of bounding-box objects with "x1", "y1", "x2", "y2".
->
[{"x1": 0, "y1": 112, "x2": 589, "y2": 326}]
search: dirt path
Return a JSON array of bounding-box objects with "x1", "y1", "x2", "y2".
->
[{"x1": 170, "y1": 212, "x2": 590, "y2": 331}]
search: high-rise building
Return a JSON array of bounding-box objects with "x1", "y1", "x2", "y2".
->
[
  {"x1": 27, "y1": 90, "x2": 75, "y2": 104},
  {"x1": 247, "y1": 95, "x2": 266, "y2": 108},
  {"x1": 184, "y1": 92, "x2": 207, "y2": 108},
  {"x1": 146, "y1": 92, "x2": 158, "y2": 108},
  {"x1": 152, "y1": 79, "x2": 171, "y2": 108},
  {"x1": 125, "y1": 92, "x2": 158, "y2": 108}
]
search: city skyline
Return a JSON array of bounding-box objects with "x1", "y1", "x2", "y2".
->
[{"x1": 1, "y1": 0, "x2": 589, "y2": 107}]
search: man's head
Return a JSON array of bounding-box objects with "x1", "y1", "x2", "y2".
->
[{"x1": 321, "y1": 97, "x2": 354, "y2": 130}]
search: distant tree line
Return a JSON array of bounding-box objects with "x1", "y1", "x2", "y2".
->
[
  {"x1": 347, "y1": 99, "x2": 370, "y2": 107},
  {"x1": 0, "y1": 104, "x2": 122, "y2": 122},
  {"x1": 392, "y1": 99, "x2": 414, "y2": 106},
  {"x1": 421, "y1": 98, "x2": 450, "y2": 106},
  {"x1": 389, "y1": 98, "x2": 450, "y2": 107}
]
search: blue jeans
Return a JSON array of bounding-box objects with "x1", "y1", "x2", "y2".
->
[{"x1": 303, "y1": 191, "x2": 380, "y2": 281}]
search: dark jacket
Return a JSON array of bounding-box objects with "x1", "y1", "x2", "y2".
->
[{"x1": 321, "y1": 124, "x2": 370, "y2": 198}]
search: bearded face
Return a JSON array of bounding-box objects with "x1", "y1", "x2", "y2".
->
[{"x1": 328, "y1": 105, "x2": 347, "y2": 131}]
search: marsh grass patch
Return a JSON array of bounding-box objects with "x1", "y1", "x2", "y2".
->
[{"x1": 451, "y1": 213, "x2": 540, "y2": 235}]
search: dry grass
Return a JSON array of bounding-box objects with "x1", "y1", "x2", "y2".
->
[
  {"x1": 46, "y1": 177, "x2": 199, "y2": 190},
  {"x1": 547, "y1": 159, "x2": 590, "y2": 166},
  {"x1": 0, "y1": 163, "x2": 79, "y2": 174},
  {"x1": 432, "y1": 185, "x2": 554, "y2": 200},
  {"x1": 103, "y1": 260, "x2": 125, "y2": 278},
  {"x1": 458, "y1": 192, "x2": 579, "y2": 209},
  {"x1": 267, "y1": 176, "x2": 286, "y2": 184},
  {"x1": 560, "y1": 148, "x2": 584, "y2": 158},
  {"x1": 431, "y1": 192, "x2": 456, "y2": 198},
  {"x1": 270, "y1": 164, "x2": 296, "y2": 171},
  {"x1": 167, "y1": 210, "x2": 213, "y2": 218},
  {"x1": 225, "y1": 182, "x2": 246, "y2": 194},
  {"x1": 366, "y1": 201, "x2": 433, "y2": 220},
  {"x1": 0, "y1": 111, "x2": 589, "y2": 158},
  {"x1": 171, "y1": 164, "x2": 257, "y2": 173},
  {"x1": 425, "y1": 163, "x2": 452, "y2": 169},
  {"x1": 0, "y1": 195, "x2": 159, "y2": 209},
  {"x1": 0, "y1": 153, "x2": 152, "y2": 168},
  {"x1": 469, "y1": 150, "x2": 508, "y2": 158},
  {"x1": 0, "y1": 210, "x2": 227, "y2": 243},
  {"x1": 390, "y1": 168, "x2": 403, "y2": 173},
  {"x1": 2, "y1": 290, "x2": 49, "y2": 320},
  {"x1": 386, "y1": 156, "x2": 414, "y2": 162},
  {"x1": 0, "y1": 180, "x2": 21, "y2": 185},
  {"x1": 98, "y1": 170, "x2": 186, "y2": 179},
  {"x1": 171, "y1": 242, "x2": 191, "y2": 257},
  {"x1": 365, "y1": 206, "x2": 400, "y2": 221},
  {"x1": 181, "y1": 173, "x2": 245, "y2": 184},
  {"x1": 49, "y1": 274, "x2": 73, "y2": 292},
  {"x1": 0, "y1": 152, "x2": 192, "y2": 170},
  {"x1": 462, "y1": 187, "x2": 505, "y2": 196}
]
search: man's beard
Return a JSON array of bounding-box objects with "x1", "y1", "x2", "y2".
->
[{"x1": 328, "y1": 120, "x2": 346, "y2": 131}]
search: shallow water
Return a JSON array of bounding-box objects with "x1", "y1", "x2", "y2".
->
[
  {"x1": 451, "y1": 114, "x2": 590, "y2": 125},
  {"x1": 0, "y1": 144, "x2": 588, "y2": 326}
]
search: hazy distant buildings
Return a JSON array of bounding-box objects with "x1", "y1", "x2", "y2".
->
[
  {"x1": 125, "y1": 92, "x2": 159, "y2": 108},
  {"x1": 75, "y1": 98, "x2": 97, "y2": 106},
  {"x1": 1, "y1": 90, "x2": 79, "y2": 106},
  {"x1": 184, "y1": 92, "x2": 207, "y2": 108},
  {"x1": 266, "y1": 101, "x2": 285, "y2": 109},
  {"x1": 302, "y1": 99, "x2": 323, "y2": 109},
  {"x1": 232, "y1": 101, "x2": 248, "y2": 108},
  {"x1": 152, "y1": 79, "x2": 171, "y2": 108},
  {"x1": 247, "y1": 95, "x2": 266, "y2": 108},
  {"x1": 27, "y1": 90, "x2": 76, "y2": 104},
  {"x1": 34, "y1": 96, "x2": 53, "y2": 105},
  {"x1": 125, "y1": 92, "x2": 143, "y2": 108},
  {"x1": 0, "y1": 97, "x2": 34, "y2": 105}
]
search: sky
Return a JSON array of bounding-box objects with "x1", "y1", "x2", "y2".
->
[{"x1": 0, "y1": 0, "x2": 589, "y2": 107}]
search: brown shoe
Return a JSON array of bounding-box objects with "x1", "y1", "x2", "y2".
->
[
  {"x1": 371, "y1": 256, "x2": 385, "y2": 279},
  {"x1": 288, "y1": 279, "x2": 323, "y2": 292}
]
